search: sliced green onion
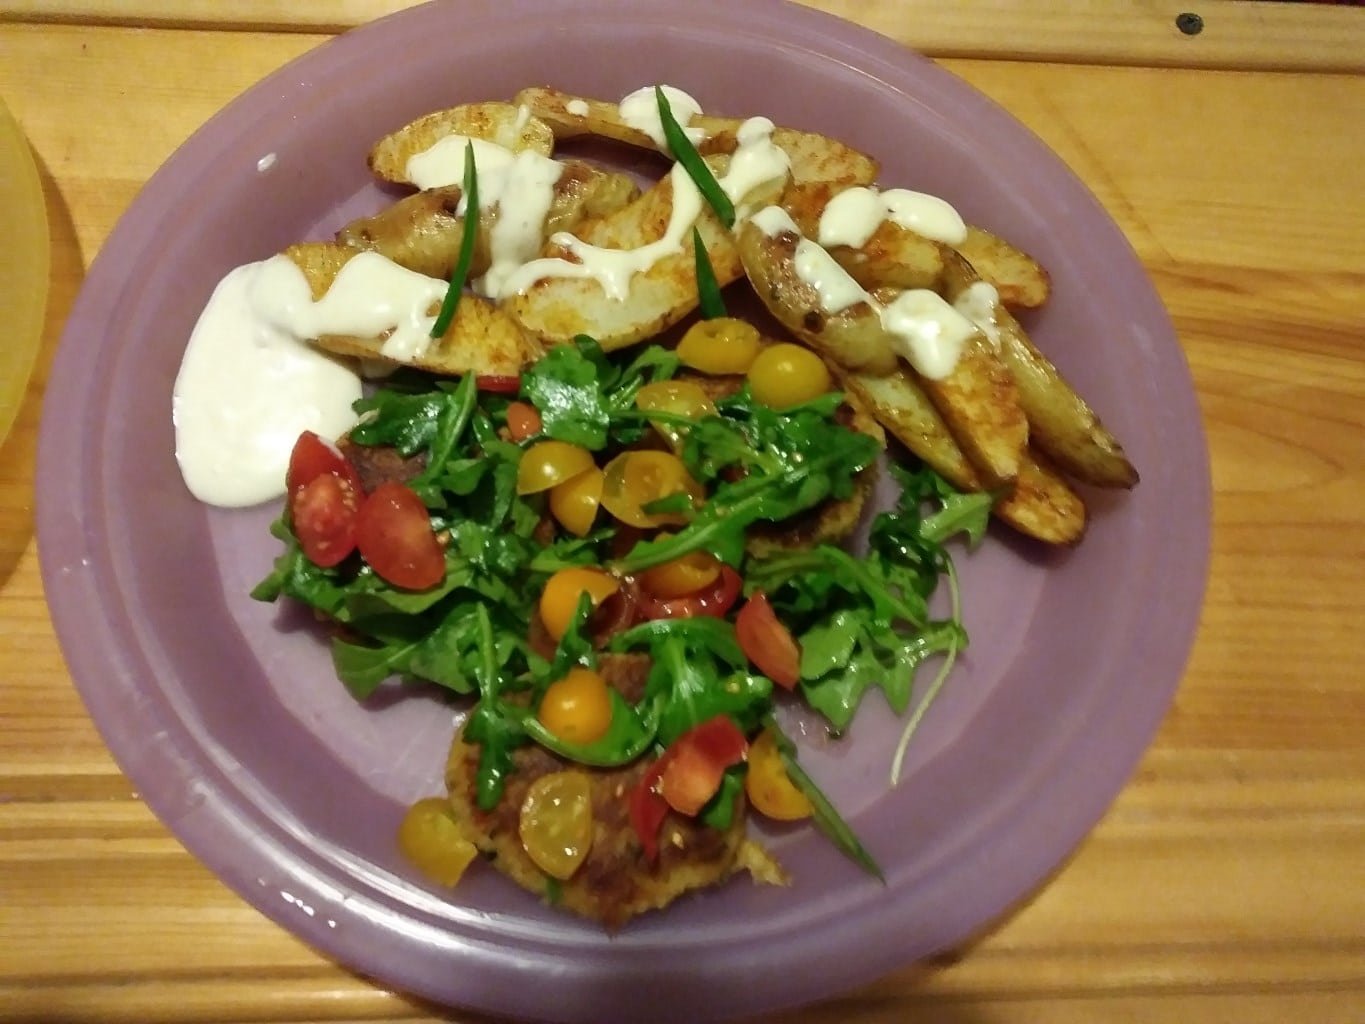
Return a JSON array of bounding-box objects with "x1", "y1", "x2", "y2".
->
[
  {"x1": 692, "y1": 225, "x2": 726, "y2": 319},
  {"x1": 655, "y1": 86, "x2": 735, "y2": 228},
  {"x1": 765, "y1": 716, "x2": 885, "y2": 882},
  {"x1": 429, "y1": 141, "x2": 480, "y2": 339}
]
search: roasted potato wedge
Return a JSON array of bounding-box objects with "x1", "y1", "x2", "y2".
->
[
  {"x1": 956, "y1": 226, "x2": 1051, "y2": 310},
  {"x1": 910, "y1": 325, "x2": 1027, "y2": 490},
  {"x1": 513, "y1": 86, "x2": 878, "y2": 187},
  {"x1": 369, "y1": 102, "x2": 554, "y2": 185},
  {"x1": 507, "y1": 158, "x2": 786, "y2": 351},
  {"x1": 994, "y1": 448, "x2": 1087, "y2": 545},
  {"x1": 736, "y1": 216, "x2": 899, "y2": 375},
  {"x1": 336, "y1": 163, "x2": 641, "y2": 281},
  {"x1": 940, "y1": 253, "x2": 1137, "y2": 488},
  {"x1": 282, "y1": 242, "x2": 542, "y2": 377},
  {"x1": 837, "y1": 365, "x2": 1085, "y2": 544},
  {"x1": 779, "y1": 182, "x2": 1048, "y2": 309}
]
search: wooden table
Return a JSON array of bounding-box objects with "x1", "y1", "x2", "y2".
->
[{"x1": 2, "y1": 3, "x2": 1363, "y2": 1021}]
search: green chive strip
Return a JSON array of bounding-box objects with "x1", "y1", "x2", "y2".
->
[
  {"x1": 429, "y1": 141, "x2": 480, "y2": 339},
  {"x1": 655, "y1": 86, "x2": 735, "y2": 228},
  {"x1": 765, "y1": 716, "x2": 885, "y2": 882},
  {"x1": 692, "y1": 226, "x2": 726, "y2": 319}
]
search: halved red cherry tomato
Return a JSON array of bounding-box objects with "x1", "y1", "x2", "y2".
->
[
  {"x1": 637, "y1": 564, "x2": 742, "y2": 621},
  {"x1": 286, "y1": 430, "x2": 361, "y2": 496},
  {"x1": 735, "y1": 591, "x2": 802, "y2": 689},
  {"x1": 355, "y1": 481, "x2": 445, "y2": 590},
  {"x1": 629, "y1": 757, "x2": 670, "y2": 862},
  {"x1": 660, "y1": 716, "x2": 749, "y2": 816},
  {"x1": 506, "y1": 401, "x2": 543, "y2": 442},
  {"x1": 291, "y1": 472, "x2": 360, "y2": 567},
  {"x1": 475, "y1": 374, "x2": 522, "y2": 394}
]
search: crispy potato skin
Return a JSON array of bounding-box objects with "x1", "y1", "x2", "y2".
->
[
  {"x1": 939, "y1": 252, "x2": 1137, "y2": 489},
  {"x1": 281, "y1": 241, "x2": 542, "y2": 377},
  {"x1": 957, "y1": 226, "x2": 1051, "y2": 310}
]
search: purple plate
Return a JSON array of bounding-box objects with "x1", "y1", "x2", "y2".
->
[{"x1": 36, "y1": 1, "x2": 1209, "y2": 1020}]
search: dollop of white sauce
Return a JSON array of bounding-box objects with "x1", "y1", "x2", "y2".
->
[
  {"x1": 618, "y1": 84, "x2": 706, "y2": 149},
  {"x1": 952, "y1": 281, "x2": 1002, "y2": 348},
  {"x1": 817, "y1": 186, "x2": 967, "y2": 249},
  {"x1": 565, "y1": 99, "x2": 590, "y2": 117},
  {"x1": 716, "y1": 117, "x2": 791, "y2": 215},
  {"x1": 173, "y1": 261, "x2": 362, "y2": 507},
  {"x1": 405, "y1": 135, "x2": 518, "y2": 197},
  {"x1": 793, "y1": 238, "x2": 868, "y2": 314},
  {"x1": 751, "y1": 204, "x2": 977, "y2": 380},
  {"x1": 500, "y1": 162, "x2": 704, "y2": 300},
  {"x1": 881, "y1": 290, "x2": 979, "y2": 379},
  {"x1": 253, "y1": 251, "x2": 448, "y2": 363}
]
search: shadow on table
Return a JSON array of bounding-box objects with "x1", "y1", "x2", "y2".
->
[{"x1": 0, "y1": 144, "x2": 84, "y2": 589}]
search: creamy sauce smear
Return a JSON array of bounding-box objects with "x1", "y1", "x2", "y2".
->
[
  {"x1": 618, "y1": 84, "x2": 705, "y2": 147},
  {"x1": 817, "y1": 186, "x2": 967, "y2": 248},
  {"x1": 753, "y1": 205, "x2": 976, "y2": 380},
  {"x1": 173, "y1": 261, "x2": 362, "y2": 507}
]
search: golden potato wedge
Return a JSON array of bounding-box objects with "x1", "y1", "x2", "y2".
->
[
  {"x1": 282, "y1": 242, "x2": 542, "y2": 377},
  {"x1": 336, "y1": 163, "x2": 641, "y2": 282},
  {"x1": 512, "y1": 86, "x2": 877, "y2": 187},
  {"x1": 912, "y1": 326, "x2": 1028, "y2": 490},
  {"x1": 940, "y1": 253, "x2": 1137, "y2": 489},
  {"x1": 836, "y1": 366, "x2": 978, "y2": 491},
  {"x1": 995, "y1": 448, "x2": 1087, "y2": 545},
  {"x1": 779, "y1": 182, "x2": 1047, "y2": 308},
  {"x1": 956, "y1": 226, "x2": 1051, "y2": 310},
  {"x1": 736, "y1": 217, "x2": 899, "y2": 375},
  {"x1": 837, "y1": 365, "x2": 1085, "y2": 545},
  {"x1": 369, "y1": 102, "x2": 554, "y2": 185},
  {"x1": 505, "y1": 159, "x2": 786, "y2": 351}
]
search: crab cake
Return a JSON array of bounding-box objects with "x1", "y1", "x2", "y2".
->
[{"x1": 444, "y1": 723, "x2": 785, "y2": 929}]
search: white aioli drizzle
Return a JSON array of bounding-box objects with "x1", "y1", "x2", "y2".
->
[
  {"x1": 252, "y1": 251, "x2": 448, "y2": 363},
  {"x1": 952, "y1": 281, "x2": 1003, "y2": 347},
  {"x1": 172, "y1": 261, "x2": 362, "y2": 507},
  {"x1": 405, "y1": 135, "x2": 518, "y2": 197},
  {"x1": 716, "y1": 117, "x2": 790, "y2": 215},
  {"x1": 498, "y1": 162, "x2": 704, "y2": 300},
  {"x1": 618, "y1": 84, "x2": 705, "y2": 148},
  {"x1": 817, "y1": 185, "x2": 968, "y2": 248},
  {"x1": 752, "y1": 204, "x2": 976, "y2": 379}
]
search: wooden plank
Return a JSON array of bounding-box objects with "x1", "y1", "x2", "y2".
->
[{"x1": 2, "y1": 0, "x2": 1363, "y2": 72}]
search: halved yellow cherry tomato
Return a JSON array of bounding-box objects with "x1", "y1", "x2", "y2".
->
[
  {"x1": 639, "y1": 546, "x2": 722, "y2": 599},
  {"x1": 635, "y1": 379, "x2": 718, "y2": 448},
  {"x1": 397, "y1": 797, "x2": 479, "y2": 886},
  {"x1": 600, "y1": 450, "x2": 702, "y2": 528},
  {"x1": 516, "y1": 440, "x2": 595, "y2": 495},
  {"x1": 746, "y1": 342, "x2": 833, "y2": 409},
  {"x1": 549, "y1": 467, "x2": 604, "y2": 537},
  {"x1": 744, "y1": 729, "x2": 813, "y2": 821},
  {"x1": 519, "y1": 771, "x2": 595, "y2": 880},
  {"x1": 537, "y1": 667, "x2": 614, "y2": 745},
  {"x1": 539, "y1": 566, "x2": 620, "y2": 641},
  {"x1": 677, "y1": 317, "x2": 763, "y2": 375}
]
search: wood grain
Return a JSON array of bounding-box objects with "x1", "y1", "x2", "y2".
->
[
  {"x1": 3, "y1": 0, "x2": 1364, "y2": 72},
  {"x1": 0, "y1": 14, "x2": 1363, "y2": 1024}
]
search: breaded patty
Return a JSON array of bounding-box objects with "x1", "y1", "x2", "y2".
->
[{"x1": 444, "y1": 721, "x2": 786, "y2": 929}]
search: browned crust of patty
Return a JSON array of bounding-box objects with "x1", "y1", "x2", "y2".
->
[{"x1": 444, "y1": 723, "x2": 782, "y2": 929}]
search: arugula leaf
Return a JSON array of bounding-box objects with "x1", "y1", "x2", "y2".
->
[
  {"x1": 765, "y1": 718, "x2": 883, "y2": 881},
  {"x1": 699, "y1": 767, "x2": 744, "y2": 830},
  {"x1": 520, "y1": 344, "x2": 612, "y2": 449}
]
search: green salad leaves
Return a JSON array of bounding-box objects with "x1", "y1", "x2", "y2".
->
[{"x1": 253, "y1": 335, "x2": 992, "y2": 874}]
